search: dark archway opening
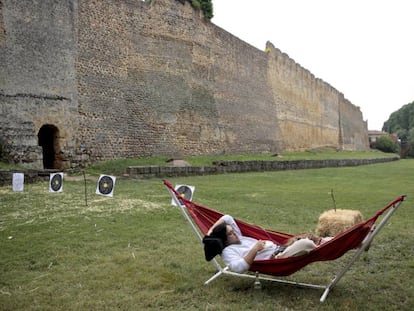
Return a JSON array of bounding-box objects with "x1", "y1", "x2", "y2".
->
[{"x1": 38, "y1": 124, "x2": 63, "y2": 169}]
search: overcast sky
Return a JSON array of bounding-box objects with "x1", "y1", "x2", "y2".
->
[{"x1": 212, "y1": 0, "x2": 414, "y2": 130}]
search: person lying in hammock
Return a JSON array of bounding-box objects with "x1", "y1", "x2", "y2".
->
[{"x1": 203, "y1": 214, "x2": 332, "y2": 273}]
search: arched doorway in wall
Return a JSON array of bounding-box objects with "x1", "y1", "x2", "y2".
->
[{"x1": 38, "y1": 124, "x2": 63, "y2": 169}]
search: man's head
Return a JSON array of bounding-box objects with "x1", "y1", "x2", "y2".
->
[
  {"x1": 225, "y1": 224, "x2": 240, "y2": 245},
  {"x1": 202, "y1": 223, "x2": 227, "y2": 261},
  {"x1": 203, "y1": 222, "x2": 241, "y2": 261},
  {"x1": 211, "y1": 223, "x2": 227, "y2": 243},
  {"x1": 211, "y1": 223, "x2": 240, "y2": 245}
]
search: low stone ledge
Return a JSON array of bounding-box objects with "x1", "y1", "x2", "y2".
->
[
  {"x1": 0, "y1": 169, "x2": 59, "y2": 186},
  {"x1": 0, "y1": 157, "x2": 399, "y2": 185},
  {"x1": 127, "y1": 157, "x2": 399, "y2": 179}
]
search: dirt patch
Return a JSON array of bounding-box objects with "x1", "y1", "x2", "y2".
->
[{"x1": 64, "y1": 174, "x2": 97, "y2": 182}]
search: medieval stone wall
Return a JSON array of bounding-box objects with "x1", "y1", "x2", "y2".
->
[
  {"x1": 76, "y1": 0, "x2": 281, "y2": 160},
  {"x1": 0, "y1": 0, "x2": 368, "y2": 169},
  {"x1": 266, "y1": 44, "x2": 339, "y2": 151},
  {"x1": 340, "y1": 98, "x2": 369, "y2": 150},
  {"x1": 0, "y1": 0, "x2": 79, "y2": 167}
]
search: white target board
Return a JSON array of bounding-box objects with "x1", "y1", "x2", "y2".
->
[
  {"x1": 171, "y1": 184, "x2": 195, "y2": 206},
  {"x1": 96, "y1": 175, "x2": 116, "y2": 197},
  {"x1": 12, "y1": 173, "x2": 24, "y2": 192}
]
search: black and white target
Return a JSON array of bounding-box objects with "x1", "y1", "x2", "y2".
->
[
  {"x1": 96, "y1": 175, "x2": 116, "y2": 197},
  {"x1": 171, "y1": 184, "x2": 195, "y2": 206},
  {"x1": 49, "y1": 173, "x2": 63, "y2": 193}
]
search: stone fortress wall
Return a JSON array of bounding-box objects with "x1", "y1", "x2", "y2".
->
[{"x1": 0, "y1": 0, "x2": 368, "y2": 169}]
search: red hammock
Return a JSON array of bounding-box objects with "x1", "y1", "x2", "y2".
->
[
  {"x1": 164, "y1": 180, "x2": 405, "y2": 276},
  {"x1": 164, "y1": 181, "x2": 405, "y2": 302}
]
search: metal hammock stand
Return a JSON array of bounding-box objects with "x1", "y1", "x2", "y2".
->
[{"x1": 164, "y1": 180, "x2": 406, "y2": 303}]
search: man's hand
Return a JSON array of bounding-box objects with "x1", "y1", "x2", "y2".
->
[
  {"x1": 254, "y1": 240, "x2": 266, "y2": 252},
  {"x1": 243, "y1": 240, "x2": 266, "y2": 267},
  {"x1": 207, "y1": 218, "x2": 225, "y2": 236}
]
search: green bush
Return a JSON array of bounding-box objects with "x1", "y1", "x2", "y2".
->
[
  {"x1": 375, "y1": 135, "x2": 398, "y2": 153},
  {"x1": 184, "y1": 0, "x2": 213, "y2": 19}
]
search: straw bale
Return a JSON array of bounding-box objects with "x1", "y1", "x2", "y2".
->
[{"x1": 317, "y1": 209, "x2": 363, "y2": 237}]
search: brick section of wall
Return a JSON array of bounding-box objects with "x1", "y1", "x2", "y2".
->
[
  {"x1": 265, "y1": 43, "x2": 368, "y2": 151},
  {"x1": 0, "y1": 0, "x2": 5, "y2": 47},
  {"x1": 0, "y1": 0, "x2": 79, "y2": 168},
  {"x1": 75, "y1": 0, "x2": 368, "y2": 161},
  {"x1": 340, "y1": 98, "x2": 369, "y2": 150}
]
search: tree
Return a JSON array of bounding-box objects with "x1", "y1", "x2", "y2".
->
[
  {"x1": 406, "y1": 128, "x2": 414, "y2": 157},
  {"x1": 383, "y1": 102, "x2": 414, "y2": 134},
  {"x1": 382, "y1": 101, "x2": 414, "y2": 157}
]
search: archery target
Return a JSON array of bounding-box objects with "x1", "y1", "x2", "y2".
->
[
  {"x1": 12, "y1": 173, "x2": 24, "y2": 192},
  {"x1": 96, "y1": 175, "x2": 116, "y2": 197},
  {"x1": 171, "y1": 184, "x2": 195, "y2": 206},
  {"x1": 49, "y1": 173, "x2": 63, "y2": 193}
]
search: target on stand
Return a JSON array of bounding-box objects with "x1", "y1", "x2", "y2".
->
[
  {"x1": 96, "y1": 175, "x2": 116, "y2": 197},
  {"x1": 49, "y1": 173, "x2": 63, "y2": 193},
  {"x1": 171, "y1": 184, "x2": 195, "y2": 206}
]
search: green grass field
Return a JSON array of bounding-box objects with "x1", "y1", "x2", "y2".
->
[{"x1": 1, "y1": 159, "x2": 413, "y2": 310}]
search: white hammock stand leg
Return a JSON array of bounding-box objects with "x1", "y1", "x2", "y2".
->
[{"x1": 319, "y1": 196, "x2": 404, "y2": 302}]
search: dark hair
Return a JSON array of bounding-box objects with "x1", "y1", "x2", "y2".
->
[
  {"x1": 202, "y1": 223, "x2": 228, "y2": 261},
  {"x1": 211, "y1": 223, "x2": 227, "y2": 243}
]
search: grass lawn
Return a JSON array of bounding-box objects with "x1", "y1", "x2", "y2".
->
[{"x1": 0, "y1": 159, "x2": 413, "y2": 310}]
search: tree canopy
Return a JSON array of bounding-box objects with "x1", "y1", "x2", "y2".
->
[
  {"x1": 382, "y1": 101, "x2": 414, "y2": 157},
  {"x1": 382, "y1": 101, "x2": 414, "y2": 139}
]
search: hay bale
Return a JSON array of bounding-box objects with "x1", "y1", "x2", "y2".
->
[{"x1": 317, "y1": 209, "x2": 363, "y2": 237}]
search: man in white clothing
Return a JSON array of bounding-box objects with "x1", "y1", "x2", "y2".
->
[{"x1": 205, "y1": 215, "x2": 319, "y2": 273}]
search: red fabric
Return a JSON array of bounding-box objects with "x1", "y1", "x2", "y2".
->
[{"x1": 164, "y1": 180, "x2": 404, "y2": 276}]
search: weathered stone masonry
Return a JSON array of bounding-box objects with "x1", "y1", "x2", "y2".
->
[{"x1": 0, "y1": 0, "x2": 368, "y2": 169}]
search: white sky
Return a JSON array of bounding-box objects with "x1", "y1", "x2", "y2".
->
[{"x1": 212, "y1": 0, "x2": 414, "y2": 130}]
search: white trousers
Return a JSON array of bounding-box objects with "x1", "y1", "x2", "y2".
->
[{"x1": 274, "y1": 238, "x2": 316, "y2": 259}]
